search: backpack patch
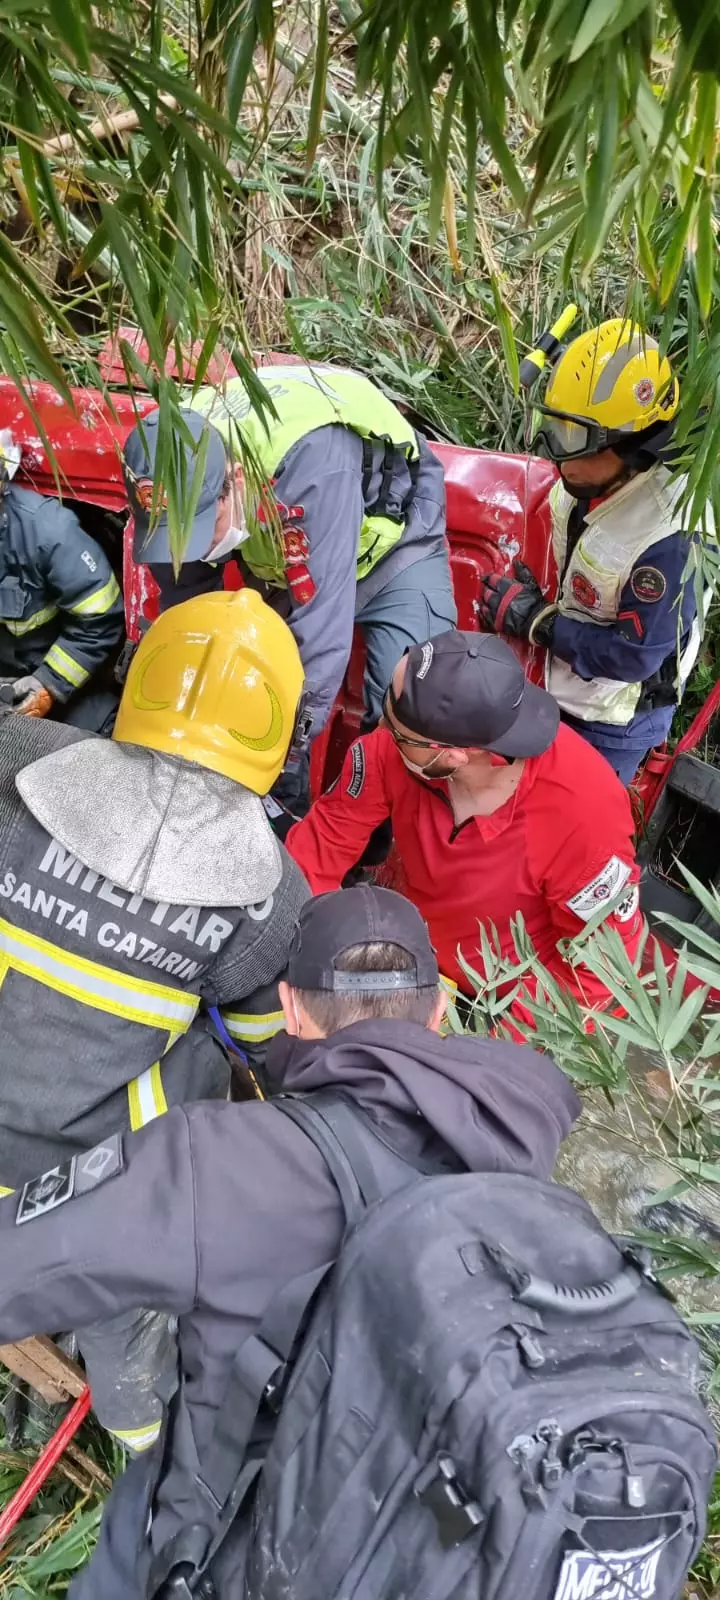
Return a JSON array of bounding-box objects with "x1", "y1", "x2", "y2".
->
[{"x1": 553, "y1": 1537, "x2": 665, "y2": 1600}]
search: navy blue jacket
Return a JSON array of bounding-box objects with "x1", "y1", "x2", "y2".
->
[{"x1": 0, "y1": 486, "x2": 124, "y2": 700}]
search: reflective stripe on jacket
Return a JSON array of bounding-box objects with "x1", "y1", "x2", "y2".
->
[
  {"x1": 0, "y1": 485, "x2": 124, "y2": 699},
  {"x1": 0, "y1": 720, "x2": 309, "y2": 1184}
]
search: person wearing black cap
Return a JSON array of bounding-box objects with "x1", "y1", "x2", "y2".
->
[
  {"x1": 288, "y1": 632, "x2": 644, "y2": 1027},
  {"x1": 122, "y1": 377, "x2": 456, "y2": 819},
  {"x1": 0, "y1": 886, "x2": 579, "y2": 1598}
]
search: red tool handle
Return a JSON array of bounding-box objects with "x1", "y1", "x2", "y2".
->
[{"x1": 0, "y1": 1384, "x2": 92, "y2": 1550}]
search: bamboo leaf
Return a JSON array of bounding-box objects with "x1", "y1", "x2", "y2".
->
[
  {"x1": 226, "y1": 16, "x2": 259, "y2": 125},
  {"x1": 463, "y1": 83, "x2": 478, "y2": 257},
  {"x1": 584, "y1": 57, "x2": 619, "y2": 245},
  {"x1": 306, "y1": 0, "x2": 330, "y2": 177},
  {"x1": 660, "y1": 984, "x2": 709, "y2": 1052},
  {"x1": 659, "y1": 177, "x2": 699, "y2": 306},
  {"x1": 100, "y1": 202, "x2": 165, "y2": 367},
  {"x1": 569, "y1": 0, "x2": 623, "y2": 63},
  {"x1": 47, "y1": 0, "x2": 92, "y2": 70},
  {"x1": 429, "y1": 77, "x2": 459, "y2": 243},
  {"x1": 694, "y1": 185, "x2": 715, "y2": 322},
  {"x1": 491, "y1": 275, "x2": 520, "y2": 395}
]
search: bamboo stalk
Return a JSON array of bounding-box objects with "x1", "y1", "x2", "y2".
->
[
  {"x1": 64, "y1": 1442, "x2": 113, "y2": 1493},
  {"x1": 43, "y1": 94, "x2": 178, "y2": 157}
]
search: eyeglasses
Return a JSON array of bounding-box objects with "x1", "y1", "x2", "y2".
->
[{"x1": 381, "y1": 689, "x2": 447, "y2": 752}]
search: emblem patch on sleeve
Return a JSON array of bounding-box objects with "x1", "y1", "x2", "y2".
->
[
  {"x1": 631, "y1": 565, "x2": 666, "y2": 603},
  {"x1": 75, "y1": 1133, "x2": 123, "y2": 1194},
  {"x1": 16, "y1": 1133, "x2": 124, "y2": 1225},
  {"x1": 347, "y1": 742, "x2": 366, "y2": 798},
  {"x1": 17, "y1": 1160, "x2": 75, "y2": 1225},
  {"x1": 566, "y1": 856, "x2": 632, "y2": 922}
]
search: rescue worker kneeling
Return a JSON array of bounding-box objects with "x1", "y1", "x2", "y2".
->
[
  {"x1": 0, "y1": 887, "x2": 579, "y2": 1598},
  {"x1": 0, "y1": 587, "x2": 308, "y2": 1449}
]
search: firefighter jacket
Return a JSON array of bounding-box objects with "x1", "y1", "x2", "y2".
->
[
  {"x1": 0, "y1": 716, "x2": 309, "y2": 1188},
  {"x1": 0, "y1": 1020, "x2": 580, "y2": 1592},
  {"x1": 547, "y1": 467, "x2": 704, "y2": 728},
  {"x1": 0, "y1": 485, "x2": 124, "y2": 701}
]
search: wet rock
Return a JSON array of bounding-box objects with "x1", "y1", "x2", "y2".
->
[{"x1": 555, "y1": 1077, "x2": 720, "y2": 1333}]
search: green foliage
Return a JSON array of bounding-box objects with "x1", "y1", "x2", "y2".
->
[
  {"x1": 0, "y1": 2, "x2": 719, "y2": 1587},
  {"x1": 0, "y1": 0, "x2": 718, "y2": 546},
  {"x1": 0, "y1": 1365, "x2": 117, "y2": 1596}
]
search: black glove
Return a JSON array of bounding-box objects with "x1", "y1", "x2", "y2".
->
[{"x1": 478, "y1": 559, "x2": 558, "y2": 646}]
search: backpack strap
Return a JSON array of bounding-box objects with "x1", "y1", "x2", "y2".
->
[
  {"x1": 148, "y1": 1092, "x2": 437, "y2": 1598},
  {"x1": 148, "y1": 1248, "x2": 336, "y2": 1598},
  {"x1": 147, "y1": 1096, "x2": 379, "y2": 1598},
  {"x1": 276, "y1": 1093, "x2": 372, "y2": 1218},
  {"x1": 282, "y1": 1089, "x2": 464, "y2": 1193}
]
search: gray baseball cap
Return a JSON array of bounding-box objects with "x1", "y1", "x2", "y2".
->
[{"x1": 124, "y1": 407, "x2": 228, "y2": 564}]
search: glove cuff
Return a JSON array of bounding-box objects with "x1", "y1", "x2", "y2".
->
[{"x1": 528, "y1": 604, "x2": 558, "y2": 648}]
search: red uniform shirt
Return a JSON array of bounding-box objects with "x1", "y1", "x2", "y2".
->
[{"x1": 287, "y1": 723, "x2": 642, "y2": 1017}]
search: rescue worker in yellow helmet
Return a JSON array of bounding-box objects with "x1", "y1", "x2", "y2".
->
[
  {"x1": 0, "y1": 587, "x2": 308, "y2": 1452},
  {"x1": 480, "y1": 321, "x2": 708, "y2": 784}
]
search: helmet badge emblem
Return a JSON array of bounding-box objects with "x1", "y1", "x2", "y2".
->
[{"x1": 634, "y1": 378, "x2": 655, "y2": 406}]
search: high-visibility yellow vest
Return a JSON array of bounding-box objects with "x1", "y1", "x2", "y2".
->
[{"x1": 188, "y1": 366, "x2": 420, "y2": 587}]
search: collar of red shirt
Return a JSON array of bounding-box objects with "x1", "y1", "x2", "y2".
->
[{"x1": 390, "y1": 737, "x2": 542, "y2": 843}]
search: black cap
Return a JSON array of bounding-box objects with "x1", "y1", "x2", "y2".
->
[
  {"x1": 392, "y1": 631, "x2": 559, "y2": 758},
  {"x1": 287, "y1": 887, "x2": 439, "y2": 992},
  {"x1": 124, "y1": 408, "x2": 228, "y2": 563}
]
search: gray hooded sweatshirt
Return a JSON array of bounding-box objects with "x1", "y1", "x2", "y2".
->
[{"x1": 0, "y1": 1018, "x2": 580, "y2": 1593}]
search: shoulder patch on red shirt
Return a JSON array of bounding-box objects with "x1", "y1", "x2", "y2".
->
[
  {"x1": 566, "y1": 856, "x2": 632, "y2": 922},
  {"x1": 631, "y1": 565, "x2": 666, "y2": 603},
  {"x1": 347, "y1": 742, "x2": 366, "y2": 799}
]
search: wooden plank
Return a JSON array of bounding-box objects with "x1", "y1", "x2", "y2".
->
[{"x1": 0, "y1": 1336, "x2": 85, "y2": 1403}]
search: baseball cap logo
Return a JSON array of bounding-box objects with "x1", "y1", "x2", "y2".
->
[
  {"x1": 134, "y1": 477, "x2": 168, "y2": 514},
  {"x1": 416, "y1": 641, "x2": 434, "y2": 680}
]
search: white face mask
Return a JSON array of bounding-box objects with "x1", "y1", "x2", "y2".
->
[
  {"x1": 398, "y1": 747, "x2": 450, "y2": 781},
  {"x1": 202, "y1": 523, "x2": 250, "y2": 564}
]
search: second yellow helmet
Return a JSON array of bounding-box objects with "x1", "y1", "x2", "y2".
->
[
  {"x1": 533, "y1": 320, "x2": 679, "y2": 462},
  {"x1": 113, "y1": 588, "x2": 305, "y2": 794}
]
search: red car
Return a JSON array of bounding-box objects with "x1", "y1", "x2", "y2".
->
[{"x1": 0, "y1": 349, "x2": 716, "y2": 945}]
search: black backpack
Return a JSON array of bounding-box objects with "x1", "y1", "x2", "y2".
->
[{"x1": 149, "y1": 1091, "x2": 717, "y2": 1600}]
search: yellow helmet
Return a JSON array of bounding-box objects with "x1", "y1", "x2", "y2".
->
[
  {"x1": 532, "y1": 320, "x2": 679, "y2": 462},
  {"x1": 113, "y1": 589, "x2": 305, "y2": 794}
]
